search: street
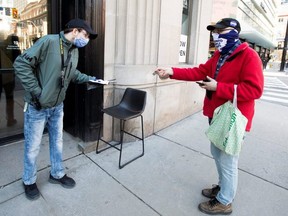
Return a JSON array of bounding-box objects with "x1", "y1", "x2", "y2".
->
[{"x1": 262, "y1": 70, "x2": 288, "y2": 106}]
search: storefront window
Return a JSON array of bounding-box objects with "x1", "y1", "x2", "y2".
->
[
  {"x1": 0, "y1": 0, "x2": 48, "y2": 141},
  {"x1": 179, "y1": 0, "x2": 189, "y2": 63}
]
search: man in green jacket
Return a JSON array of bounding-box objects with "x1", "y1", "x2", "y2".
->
[{"x1": 13, "y1": 18, "x2": 98, "y2": 200}]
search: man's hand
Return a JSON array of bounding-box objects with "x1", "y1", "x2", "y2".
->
[
  {"x1": 199, "y1": 76, "x2": 217, "y2": 91},
  {"x1": 153, "y1": 68, "x2": 173, "y2": 80}
]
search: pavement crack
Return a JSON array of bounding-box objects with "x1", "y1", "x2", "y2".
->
[
  {"x1": 84, "y1": 153, "x2": 163, "y2": 216},
  {"x1": 154, "y1": 134, "x2": 288, "y2": 192},
  {"x1": 153, "y1": 133, "x2": 214, "y2": 159}
]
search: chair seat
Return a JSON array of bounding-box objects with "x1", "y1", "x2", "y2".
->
[{"x1": 103, "y1": 105, "x2": 143, "y2": 120}]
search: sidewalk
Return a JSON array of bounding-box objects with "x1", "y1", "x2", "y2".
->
[{"x1": 0, "y1": 100, "x2": 288, "y2": 216}]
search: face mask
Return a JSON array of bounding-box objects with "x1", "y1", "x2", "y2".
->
[
  {"x1": 73, "y1": 36, "x2": 89, "y2": 48},
  {"x1": 212, "y1": 29, "x2": 239, "y2": 53},
  {"x1": 212, "y1": 33, "x2": 226, "y2": 52}
]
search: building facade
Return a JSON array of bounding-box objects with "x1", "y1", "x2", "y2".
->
[
  {"x1": 210, "y1": 0, "x2": 280, "y2": 69},
  {"x1": 274, "y1": 0, "x2": 288, "y2": 68},
  {"x1": 0, "y1": 0, "x2": 281, "y2": 152},
  {"x1": 99, "y1": 0, "x2": 282, "y2": 151},
  {"x1": 0, "y1": 0, "x2": 211, "y2": 149},
  {"x1": 0, "y1": 0, "x2": 105, "y2": 145},
  {"x1": 98, "y1": 0, "x2": 212, "y2": 151}
]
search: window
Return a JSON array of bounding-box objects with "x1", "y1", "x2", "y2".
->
[
  {"x1": 179, "y1": 0, "x2": 190, "y2": 63},
  {"x1": 0, "y1": 0, "x2": 48, "y2": 141}
]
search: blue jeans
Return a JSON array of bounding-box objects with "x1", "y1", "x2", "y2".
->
[
  {"x1": 210, "y1": 143, "x2": 239, "y2": 205},
  {"x1": 23, "y1": 103, "x2": 65, "y2": 185}
]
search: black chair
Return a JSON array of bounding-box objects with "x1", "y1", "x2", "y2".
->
[{"x1": 96, "y1": 88, "x2": 147, "y2": 169}]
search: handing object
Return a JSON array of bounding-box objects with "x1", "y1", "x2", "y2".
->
[
  {"x1": 89, "y1": 79, "x2": 116, "y2": 85},
  {"x1": 87, "y1": 79, "x2": 116, "y2": 90}
]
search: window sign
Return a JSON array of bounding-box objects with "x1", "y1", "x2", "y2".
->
[
  {"x1": 179, "y1": 34, "x2": 187, "y2": 62},
  {"x1": 179, "y1": 0, "x2": 189, "y2": 62}
]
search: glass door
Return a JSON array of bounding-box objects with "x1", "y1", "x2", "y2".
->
[{"x1": 0, "y1": 0, "x2": 48, "y2": 143}]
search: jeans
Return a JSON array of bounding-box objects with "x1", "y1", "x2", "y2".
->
[
  {"x1": 23, "y1": 103, "x2": 65, "y2": 185},
  {"x1": 210, "y1": 143, "x2": 239, "y2": 205}
]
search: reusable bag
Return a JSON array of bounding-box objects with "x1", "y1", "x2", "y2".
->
[{"x1": 205, "y1": 85, "x2": 248, "y2": 156}]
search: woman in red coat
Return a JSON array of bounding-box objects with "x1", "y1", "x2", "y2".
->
[{"x1": 154, "y1": 18, "x2": 264, "y2": 215}]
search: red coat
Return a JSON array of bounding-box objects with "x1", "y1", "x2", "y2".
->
[{"x1": 171, "y1": 42, "x2": 264, "y2": 131}]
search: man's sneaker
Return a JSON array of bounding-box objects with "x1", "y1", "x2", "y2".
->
[
  {"x1": 23, "y1": 183, "x2": 40, "y2": 200},
  {"x1": 202, "y1": 185, "x2": 220, "y2": 198},
  {"x1": 198, "y1": 198, "x2": 232, "y2": 215},
  {"x1": 49, "y1": 174, "x2": 76, "y2": 188}
]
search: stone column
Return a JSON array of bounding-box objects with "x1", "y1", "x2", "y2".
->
[{"x1": 114, "y1": 0, "x2": 161, "y2": 65}]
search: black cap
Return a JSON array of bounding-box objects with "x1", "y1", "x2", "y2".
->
[
  {"x1": 65, "y1": 18, "x2": 98, "y2": 39},
  {"x1": 207, "y1": 18, "x2": 241, "y2": 32}
]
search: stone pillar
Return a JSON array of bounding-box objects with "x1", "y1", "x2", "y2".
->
[
  {"x1": 102, "y1": 0, "x2": 212, "y2": 144},
  {"x1": 114, "y1": 0, "x2": 161, "y2": 65}
]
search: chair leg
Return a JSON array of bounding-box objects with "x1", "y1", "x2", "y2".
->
[
  {"x1": 96, "y1": 117, "x2": 121, "y2": 154},
  {"x1": 140, "y1": 115, "x2": 145, "y2": 156},
  {"x1": 118, "y1": 115, "x2": 145, "y2": 169},
  {"x1": 96, "y1": 121, "x2": 102, "y2": 154},
  {"x1": 96, "y1": 115, "x2": 145, "y2": 169},
  {"x1": 118, "y1": 119, "x2": 125, "y2": 168}
]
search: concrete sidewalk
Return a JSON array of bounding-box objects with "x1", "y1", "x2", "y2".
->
[{"x1": 0, "y1": 100, "x2": 288, "y2": 216}]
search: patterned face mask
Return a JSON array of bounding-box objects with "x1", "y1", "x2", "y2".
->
[
  {"x1": 212, "y1": 33, "x2": 226, "y2": 52},
  {"x1": 212, "y1": 29, "x2": 239, "y2": 54}
]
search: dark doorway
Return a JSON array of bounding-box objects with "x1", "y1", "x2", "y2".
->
[{"x1": 55, "y1": 0, "x2": 105, "y2": 142}]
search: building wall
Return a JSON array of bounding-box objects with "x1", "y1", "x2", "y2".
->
[
  {"x1": 211, "y1": 0, "x2": 279, "y2": 51},
  {"x1": 239, "y1": 0, "x2": 279, "y2": 50},
  {"x1": 13, "y1": 0, "x2": 27, "y2": 14},
  {"x1": 274, "y1": 2, "x2": 288, "y2": 63},
  {"x1": 211, "y1": 0, "x2": 238, "y2": 21},
  {"x1": 102, "y1": 0, "x2": 212, "y2": 142}
]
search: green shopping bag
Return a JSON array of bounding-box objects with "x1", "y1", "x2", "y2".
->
[{"x1": 205, "y1": 85, "x2": 248, "y2": 156}]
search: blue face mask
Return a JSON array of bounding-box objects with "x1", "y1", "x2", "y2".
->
[{"x1": 73, "y1": 37, "x2": 89, "y2": 48}]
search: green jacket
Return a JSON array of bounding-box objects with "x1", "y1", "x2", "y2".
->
[{"x1": 13, "y1": 31, "x2": 95, "y2": 109}]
